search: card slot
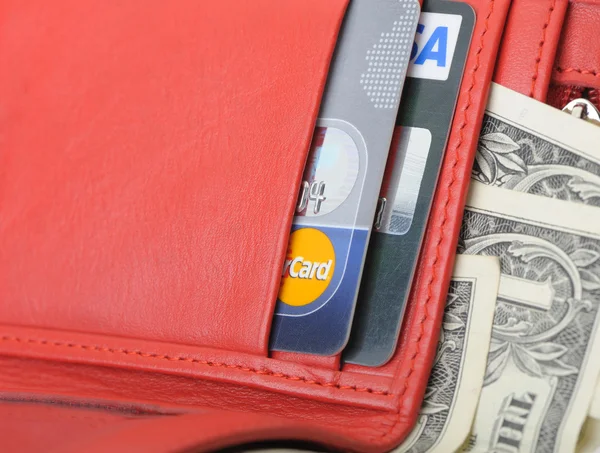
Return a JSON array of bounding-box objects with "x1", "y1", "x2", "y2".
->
[
  {"x1": 0, "y1": 325, "x2": 397, "y2": 412},
  {"x1": 0, "y1": 0, "x2": 349, "y2": 357},
  {"x1": 285, "y1": 0, "x2": 509, "y2": 378}
]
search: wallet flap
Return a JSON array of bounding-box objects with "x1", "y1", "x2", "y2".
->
[{"x1": 0, "y1": 0, "x2": 348, "y2": 355}]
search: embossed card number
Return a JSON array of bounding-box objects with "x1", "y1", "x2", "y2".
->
[{"x1": 296, "y1": 127, "x2": 360, "y2": 217}]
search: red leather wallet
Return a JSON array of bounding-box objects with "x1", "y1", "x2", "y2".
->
[{"x1": 1, "y1": 1, "x2": 597, "y2": 452}]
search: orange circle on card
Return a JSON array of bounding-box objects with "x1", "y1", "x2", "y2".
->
[{"x1": 278, "y1": 228, "x2": 336, "y2": 307}]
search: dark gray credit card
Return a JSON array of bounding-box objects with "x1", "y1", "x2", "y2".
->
[{"x1": 343, "y1": 0, "x2": 475, "y2": 367}]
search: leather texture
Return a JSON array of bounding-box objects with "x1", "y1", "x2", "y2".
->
[
  {"x1": 0, "y1": 0, "x2": 347, "y2": 354},
  {"x1": 0, "y1": 0, "x2": 511, "y2": 452},
  {"x1": 0, "y1": 0, "x2": 347, "y2": 356},
  {"x1": 553, "y1": 0, "x2": 600, "y2": 90},
  {"x1": 494, "y1": 0, "x2": 568, "y2": 101},
  {"x1": 0, "y1": 400, "x2": 361, "y2": 453},
  {"x1": 496, "y1": 0, "x2": 600, "y2": 100},
  {"x1": 54, "y1": 411, "x2": 358, "y2": 453},
  {"x1": 0, "y1": 398, "x2": 181, "y2": 453}
]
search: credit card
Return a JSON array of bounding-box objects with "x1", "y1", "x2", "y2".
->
[
  {"x1": 269, "y1": 0, "x2": 421, "y2": 356},
  {"x1": 343, "y1": 0, "x2": 475, "y2": 367}
]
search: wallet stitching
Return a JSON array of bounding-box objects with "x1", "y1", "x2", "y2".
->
[
  {"x1": 390, "y1": 0, "x2": 495, "y2": 429},
  {"x1": 0, "y1": 336, "x2": 393, "y2": 397},
  {"x1": 373, "y1": 0, "x2": 498, "y2": 440},
  {"x1": 530, "y1": 0, "x2": 556, "y2": 97},
  {"x1": 555, "y1": 67, "x2": 600, "y2": 78}
]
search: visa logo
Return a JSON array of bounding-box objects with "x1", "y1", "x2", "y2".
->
[{"x1": 407, "y1": 12, "x2": 463, "y2": 81}]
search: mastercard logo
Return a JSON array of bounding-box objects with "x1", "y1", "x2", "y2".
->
[{"x1": 278, "y1": 228, "x2": 336, "y2": 307}]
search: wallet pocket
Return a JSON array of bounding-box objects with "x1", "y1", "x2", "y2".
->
[
  {"x1": 0, "y1": 0, "x2": 515, "y2": 451},
  {"x1": 0, "y1": 0, "x2": 348, "y2": 356}
]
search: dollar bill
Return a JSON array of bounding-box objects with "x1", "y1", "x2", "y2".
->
[
  {"x1": 473, "y1": 83, "x2": 600, "y2": 420},
  {"x1": 459, "y1": 181, "x2": 600, "y2": 453},
  {"x1": 396, "y1": 255, "x2": 501, "y2": 453},
  {"x1": 472, "y1": 83, "x2": 600, "y2": 208}
]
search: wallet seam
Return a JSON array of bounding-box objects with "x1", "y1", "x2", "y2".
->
[
  {"x1": 530, "y1": 0, "x2": 557, "y2": 97},
  {"x1": 0, "y1": 336, "x2": 393, "y2": 397},
  {"x1": 392, "y1": 0, "x2": 495, "y2": 424},
  {"x1": 555, "y1": 67, "x2": 600, "y2": 78}
]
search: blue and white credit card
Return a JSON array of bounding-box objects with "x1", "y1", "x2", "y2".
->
[{"x1": 269, "y1": 0, "x2": 421, "y2": 356}]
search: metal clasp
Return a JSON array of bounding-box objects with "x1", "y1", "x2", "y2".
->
[
  {"x1": 562, "y1": 98, "x2": 600, "y2": 126},
  {"x1": 373, "y1": 197, "x2": 386, "y2": 230}
]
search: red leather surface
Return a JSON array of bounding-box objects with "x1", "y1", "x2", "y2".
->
[
  {"x1": 493, "y1": 0, "x2": 568, "y2": 101},
  {"x1": 553, "y1": 0, "x2": 600, "y2": 90},
  {"x1": 0, "y1": 402, "x2": 144, "y2": 453},
  {"x1": 0, "y1": 354, "x2": 400, "y2": 450},
  {"x1": 0, "y1": 327, "x2": 396, "y2": 413},
  {"x1": 272, "y1": 352, "x2": 341, "y2": 370},
  {"x1": 0, "y1": 0, "x2": 511, "y2": 452},
  {"x1": 56, "y1": 411, "x2": 359, "y2": 453},
  {"x1": 0, "y1": 399, "x2": 363, "y2": 453},
  {"x1": 496, "y1": 0, "x2": 600, "y2": 96},
  {"x1": 0, "y1": 0, "x2": 347, "y2": 356}
]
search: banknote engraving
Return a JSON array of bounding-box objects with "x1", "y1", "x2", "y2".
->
[
  {"x1": 490, "y1": 391, "x2": 537, "y2": 451},
  {"x1": 398, "y1": 255, "x2": 499, "y2": 453},
  {"x1": 403, "y1": 281, "x2": 472, "y2": 453},
  {"x1": 473, "y1": 115, "x2": 600, "y2": 207},
  {"x1": 460, "y1": 189, "x2": 600, "y2": 453}
]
